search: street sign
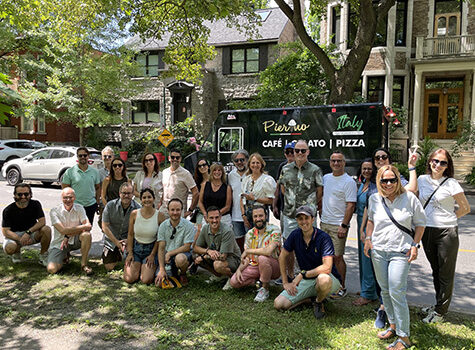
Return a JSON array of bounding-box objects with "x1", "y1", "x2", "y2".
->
[{"x1": 158, "y1": 128, "x2": 174, "y2": 147}]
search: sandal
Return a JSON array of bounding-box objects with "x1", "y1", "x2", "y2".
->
[
  {"x1": 378, "y1": 328, "x2": 396, "y2": 340},
  {"x1": 352, "y1": 296, "x2": 376, "y2": 306},
  {"x1": 386, "y1": 338, "x2": 412, "y2": 349},
  {"x1": 81, "y1": 265, "x2": 93, "y2": 276}
]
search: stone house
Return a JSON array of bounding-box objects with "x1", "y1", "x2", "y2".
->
[
  {"x1": 320, "y1": 0, "x2": 475, "y2": 178},
  {"x1": 116, "y1": 7, "x2": 298, "y2": 145}
]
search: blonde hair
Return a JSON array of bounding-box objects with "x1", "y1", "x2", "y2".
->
[
  {"x1": 209, "y1": 163, "x2": 227, "y2": 184},
  {"x1": 376, "y1": 165, "x2": 406, "y2": 198},
  {"x1": 246, "y1": 153, "x2": 267, "y2": 176}
]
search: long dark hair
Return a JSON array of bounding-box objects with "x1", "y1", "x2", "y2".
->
[
  {"x1": 356, "y1": 158, "x2": 376, "y2": 183},
  {"x1": 110, "y1": 157, "x2": 127, "y2": 179},
  {"x1": 141, "y1": 153, "x2": 159, "y2": 176},
  {"x1": 194, "y1": 158, "x2": 209, "y2": 189},
  {"x1": 371, "y1": 147, "x2": 392, "y2": 168}
]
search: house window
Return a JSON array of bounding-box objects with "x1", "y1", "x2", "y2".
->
[
  {"x1": 395, "y1": 0, "x2": 407, "y2": 46},
  {"x1": 37, "y1": 116, "x2": 45, "y2": 132},
  {"x1": 132, "y1": 100, "x2": 160, "y2": 123},
  {"x1": 231, "y1": 47, "x2": 259, "y2": 74},
  {"x1": 331, "y1": 6, "x2": 341, "y2": 44},
  {"x1": 434, "y1": 0, "x2": 461, "y2": 37},
  {"x1": 136, "y1": 51, "x2": 165, "y2": 77},
  {"x1": 21, "y1": 116, "x2": 45, "y2": 133},
  {"x1": 367, "y1": 76, "x2": 385, "y2": 102},
  {"x1": 392, "y1": 76, "x2": 405, "y2": 107},
  {"x1": 348, "y1": 2, "x2": 387, "y2": 47}
]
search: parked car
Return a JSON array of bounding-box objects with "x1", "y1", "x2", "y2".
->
[
  {"x1": 2, "y1": 146, "x2": 103, "y2": 186},
  {"x1": 0, "y1": 139, "x2": 46, "y2": 169}
]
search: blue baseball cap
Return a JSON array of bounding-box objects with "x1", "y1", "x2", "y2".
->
[{"x1": 284, "y1": 141, "x2": 296, "y2": 150}]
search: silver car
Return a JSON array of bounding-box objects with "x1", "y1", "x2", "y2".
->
[
  {"x1": 0, "y1": 139, "x2": 46, "y2": 168},
  {"x1": 2, "y1": 146, "x2": 103, "y2": 186}
]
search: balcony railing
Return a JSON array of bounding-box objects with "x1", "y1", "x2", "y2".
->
[{"x1": 416, "y1": 35, "x2": 475, "y2": 59}]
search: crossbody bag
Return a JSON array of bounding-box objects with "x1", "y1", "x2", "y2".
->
[
  {"x1": 381, "y1": 197, "x2": 415, "y2": 239},
  {"x1": 423, "y1": 177, "x2": 449, "y2": 209}
]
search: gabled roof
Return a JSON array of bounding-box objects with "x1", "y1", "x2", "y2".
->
[{"x1": 126, "y1": 7, "x2": 290, "y2": 51}]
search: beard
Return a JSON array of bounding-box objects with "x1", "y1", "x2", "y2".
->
[{"x1": 254, "y1": 220, "x2": 266, "y2": 230}]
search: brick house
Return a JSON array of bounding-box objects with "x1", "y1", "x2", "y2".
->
[
  {"x1": 320, "y1": 0, "x2": 474, "y2": 178},
  {"x1": 117, "y1": 7, "x2": 297, "y2": 143}
]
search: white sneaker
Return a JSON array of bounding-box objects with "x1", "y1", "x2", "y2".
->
[
  {"x1": 11, "y1": 253, "x2": 22, "y2": 264},
  {"x1": 254, "y1": 287, "x2": 269, "y2": 302},
  {"x1": 423, "y1": 310, "x2": 443, "y2": 324},
  {"x1": 39, "y1": 252, "x2": 48, "y2": 267},
  {"x1": 222, "y1": 278, "x2": 233, "y2": 291},
  {"x1": 206, "y1": 275, "x2": 227, "y2": 284},
  {"x1": 421, "y1": 305, "x2": 435, "y2": 314}
]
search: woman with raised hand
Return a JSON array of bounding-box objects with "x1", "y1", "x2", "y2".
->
[
  {"x1": 364, "y1": 165, "x2": 426, "y2": 350},
  {"x1": 124, "y1": 188, "x2": 159, "y2": 284},
  {"x1": 418, "y1": 148, "x2": 470, "y2": 323},
  {"x1": 240, "y1": 153, "x2": 276, "y2": 230},
  {"x1": 133, "y1": 153, "x2": 163, "y2": 208},
  {"x1": 101, "y1": 158, "x2": 130, "y2": 205},
  {"x1": 198, "y1": 162, "x2": 232, "y2": 228}
]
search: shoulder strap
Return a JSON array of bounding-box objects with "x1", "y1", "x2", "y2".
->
[
  {"x1": 381, "y1": 197, "x2": 415, "y2": 238},
  {"x1": 423, "y1": 177, "x2": 449, "y2": 209}
]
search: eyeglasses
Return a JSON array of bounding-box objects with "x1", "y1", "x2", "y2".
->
[
  {"x1": 234, "y1": 158, "x2": 246, "y2": 163},
  {"x1": 285, "y1": 149, "x2": 294, "y2": 155},
  {"x1": 144, "y1": 158, "x2": 155, "y2": 163},
  {"x1": 330, "y1": 159, "x2": 343, "y2": 163},
  {"x1": 431, "y1": 159, "x2": 448, "y2": 167},
  {"x1": 294, "y1": 148, "x2": 308, "y2": 154},
  {"x1": 170, "y1": 156, "x2": 181, "y2": 160},
  {"x1": 380, "y1": 178, "x2": 398, "y2": 185},
  {"x1": 103, "y1": 155, "x2": 112, "y2": 159},
  {"x1": 78, "y1": 154, "x2": 88, "y2": 158},
  {"x1": 120, "y1": 191, "x2": 133, "y2": 196},
  {"x1": 374, "y1": 155, "x2": 389, "y2": 161},
  {"x1": 15, "y1": 192, "x2": 31, "y2": 197},
  {"x1": 198, "y1": 163, "x2": 208, "y2": 168},
  {"x1": 112, "y1": 163, "x2": 123, "y2": 168},
  {"x1": 170, "y1": 227, "x2": 177, "y2": 240}
]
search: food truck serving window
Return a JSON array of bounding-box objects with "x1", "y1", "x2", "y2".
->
[{"x1": 218, "y1": 127, "x2": 243, "y2": 153}]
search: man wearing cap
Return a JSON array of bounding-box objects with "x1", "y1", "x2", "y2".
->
[
  {"x1": 274, "y1": 205, "x2": 342, "y2": 319},
  {"x1": 320, "y1": 151, "x2": 356, "y2": 299}
]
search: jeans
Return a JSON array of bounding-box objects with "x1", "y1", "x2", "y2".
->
[
  {"x1": 372, "y1": 249, "x2": 411, "y2": 337},
  {"x1": 422, "y1": 226, "x2": 459, "y2": 315},
  {"x1": 357, "y1": 216, "x2": 378, "y2": 300}
]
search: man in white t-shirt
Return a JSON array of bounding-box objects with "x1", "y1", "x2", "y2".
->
[{"x1": 320, "y1": 151, "x2": 356, "y2": 298}]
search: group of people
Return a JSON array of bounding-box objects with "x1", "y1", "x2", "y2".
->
[{"x1": 1, "y1": 142, "x2": 470, "y2": 350}]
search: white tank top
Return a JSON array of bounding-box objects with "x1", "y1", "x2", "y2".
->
[{"x1": 134, "y1": 209, "x2": 159, "y2": 244}]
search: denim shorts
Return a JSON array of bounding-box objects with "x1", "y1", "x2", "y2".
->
[
  {"x1": 133, "y1": 240, "x2": 158, "y2": 265},
  {"x1": 232, "y1": 221, "x2": 247, "y2": 238}
]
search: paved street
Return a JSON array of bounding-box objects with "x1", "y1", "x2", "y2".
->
[{"x1": 0, "y1": 180, "x2": 474, "y2": 315}]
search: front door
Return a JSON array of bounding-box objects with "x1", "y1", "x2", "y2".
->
[
  {"x1": 172, "y1": 92, "x2": 190, "y2": 123},
  {"x1": 424, "y1": 88, "x2": 463, "y2": 139}
]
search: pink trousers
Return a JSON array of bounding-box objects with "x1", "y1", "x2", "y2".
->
[{"x1": 230, "y1": 255, "x2": 280, "y2": 288}]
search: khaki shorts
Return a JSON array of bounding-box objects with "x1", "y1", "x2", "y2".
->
[
  {"x1": 279, "y1": 274, "x2": 341, "y2": 305},
  {"x1": 3, "y1": 231, "x2": 41, "y2": 253},
  {"x1": 320, "y1": 222, "x2": 346, "y2": 256}
]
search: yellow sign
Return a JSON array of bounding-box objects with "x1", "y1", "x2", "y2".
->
[{"x1": 158, "y1": 128, "x2": 174, "y2": 147}]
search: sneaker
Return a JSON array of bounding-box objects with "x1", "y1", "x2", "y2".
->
[
  {"x1": 222, "y1": 278, "x2": 232, "y2": 291},
  {"x1": 206, "y1": 275, "x2": 226, "y2": 284},
  {"x1": 423, "y1": 310, "x2": 443, "y2": 324},
  {"x1": 39, "y1": 252, "x2": 48, "y2": 267},
  {"x1": 374, "y1": 308, "x2": 388, "y2": 329},
  {"x1": 254, "y1": 287, "x2": 269, "y2": 302},
  {"x1": 421, "y1": 305, "x2": 435, "y2": 314},
  {"x1": 330, "y1": 288, "x2": 347, "y2": 300},
  {"x1": 11, "y1": 253, "x2": 22, "y2": 264},
  {"x1": 273, "y1": 278, "x2": 283, "y2": 285},
  {"x1": 312, "y1": 299, "x2": 326, "y2": 319}
]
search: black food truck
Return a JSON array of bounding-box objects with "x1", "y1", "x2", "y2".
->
[{"x1": 185, "y1": 103, "x2": 389, "y2": 178}]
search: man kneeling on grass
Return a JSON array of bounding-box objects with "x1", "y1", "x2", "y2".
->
[
  {"x1": 193, "y1": 206, "x2": 241, "y2": 290},
  {"x1": 230, "y1": 205, "x2": 281, "y2": 302},
  {"x1": 274, "y1": 205, "x2": 342, "y2": 319},
  {"x1": 155, "y1": 198, "x2": 196, "y2": 287}
]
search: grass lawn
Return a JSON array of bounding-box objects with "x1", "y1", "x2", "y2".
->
[{"x1": 0, "y1": 249, "x2": 474, "y2": 349}]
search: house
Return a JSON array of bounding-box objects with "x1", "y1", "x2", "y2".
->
[
  {"x1": 118, "y1": 7, "x2": 298, "y2": 142},
  {"x1": 319, "y1": 0, "x2": 475, "y2": 178}
]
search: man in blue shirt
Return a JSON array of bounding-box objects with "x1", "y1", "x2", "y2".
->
[{"x1": 274, "y1": 205, "x2": 342, "y2": 319}]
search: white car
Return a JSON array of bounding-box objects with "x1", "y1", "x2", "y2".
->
[
  {"x1": 0, "y1": 139, "x2": 46, "y2": 169},
  {"x1": 2, "y1": 146, "x2": 103, "y2": 186}
]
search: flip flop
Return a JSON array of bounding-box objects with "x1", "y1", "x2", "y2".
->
[
  {"x1": 386, "y1": 338, "x2": 412, "y2": 349},
  {"x1": 352, "y1": 296, "x2": 376, "y2": 306},
  {"x1": 378, "y1": 328, "x2": 396, "y2": 340},
  {"x1": 81, "y1": 265, "x2": 93, "y2": 276}
]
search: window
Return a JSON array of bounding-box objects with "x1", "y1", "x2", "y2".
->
[
  {"x1": 132, "y1": 101, "x2": 160, "y2": 123},
  {"x1": 136, "y1": 51, "x2": 165, "y2": 77},
  {"x1": 37, "y1": 116, "x2": 45, "y2": 132},
  {"x1": 348, "y1": 2, "x2": 387, "y2": 47},
  {"x1": 218, "y1": 128, "x2": 243, "y2": 153},
  {"x1": 331, "y1": 6, "x2": 341, "y2": 45},
  {"x1": 21, "y1": 116, "x2": 45, "y2": 133},
  {"x1": 367, "y1": 76, "x2": 385, "y2": 102},
  {"x1": 392, "y1": 76, "x2": 405, "y2": 107},
  {"x1": 51, "y1": 150, "x2": 73, "y2": 159},
  {"x1": 395, "y1": 0, "x2": 407, "y2": 46},
  {"x1": 31, "y1": 149, "x2": 50, "y2": 160},
  {"x1": 231, "y1": 47, "x2": 259, "y2": 74}
]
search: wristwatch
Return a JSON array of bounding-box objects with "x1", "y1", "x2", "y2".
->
[
  {"x1": 411, "y1": 241, "x2": 421, "y2": 249},
  {"x1": 25, "y1": 230, "x2": 32, "y2": 235},
  {"x1": 300, "y1": 270, "x2": 308, "y2": 279},
  {"x1": 340, "y1": 223, "x2": 349, "y2": 229}
]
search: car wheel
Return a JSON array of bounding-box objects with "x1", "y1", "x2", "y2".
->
[
  {"x1": 6, "y1": 168, "x2": 22, "y2": 186},
  {"x1": 42, "y1": 181, "x2": 53, "y2": 187}
]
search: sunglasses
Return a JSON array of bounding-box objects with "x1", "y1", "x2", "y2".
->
[
  {"x1": 380, "y1": 178, "x2": 398, "y2": 185},
  {"x1": 170, "y1": 156, "x2": 181, "y2": 160},
  {"x1": 234, "y1": 158, "x2": 246, "y2": 163},
  {"x1": 285, "y1": 149, "x2": 294, "y2": 155},
  {"x1": 374, "y1": 154, "x2": 389, "y2": 161},
  {"x1": 144, "y1": 158, "x2": 155, "y2": 163},
  {"x1": 78, "y1": 154, "x2": 88, "y2": 158},
  {"x1": 15, "y1": 192, "x2": 31, "y2": 197},
  {"x1": 103, "y1": 155, "x2": 113, "y2": 159},
  {"x1": 431, "y1": 159, "x2": 448, "y2": 167},
  {"x1": 112, "y1": 163, "x2": 123, "y2": 168},
  {"x1": 294, "y1": 148, "x2": 308, "y2": 154},
  {"x1": 170, "y1": 227, "x2": 177, "y2": 240},
  {"x1": 198, "y1": 163, "x2": 208, "y2": 168}
]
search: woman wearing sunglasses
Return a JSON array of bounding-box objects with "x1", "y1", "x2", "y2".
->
[
  {"x1": 101, "y1": 158, "x2": 130, "y2": 206},
  {"x1": 364, "y1": 165, "x2": 426, "y2": 350},
  {"x1": 133, "y1": 153, "x2": 163, "y2": 208},
  {"x1": 417, "y1": 149, "x2": 470, "y2": 323},
  {"x1": 240, "y1": 153, "x2": 276, "y2": 230}
]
